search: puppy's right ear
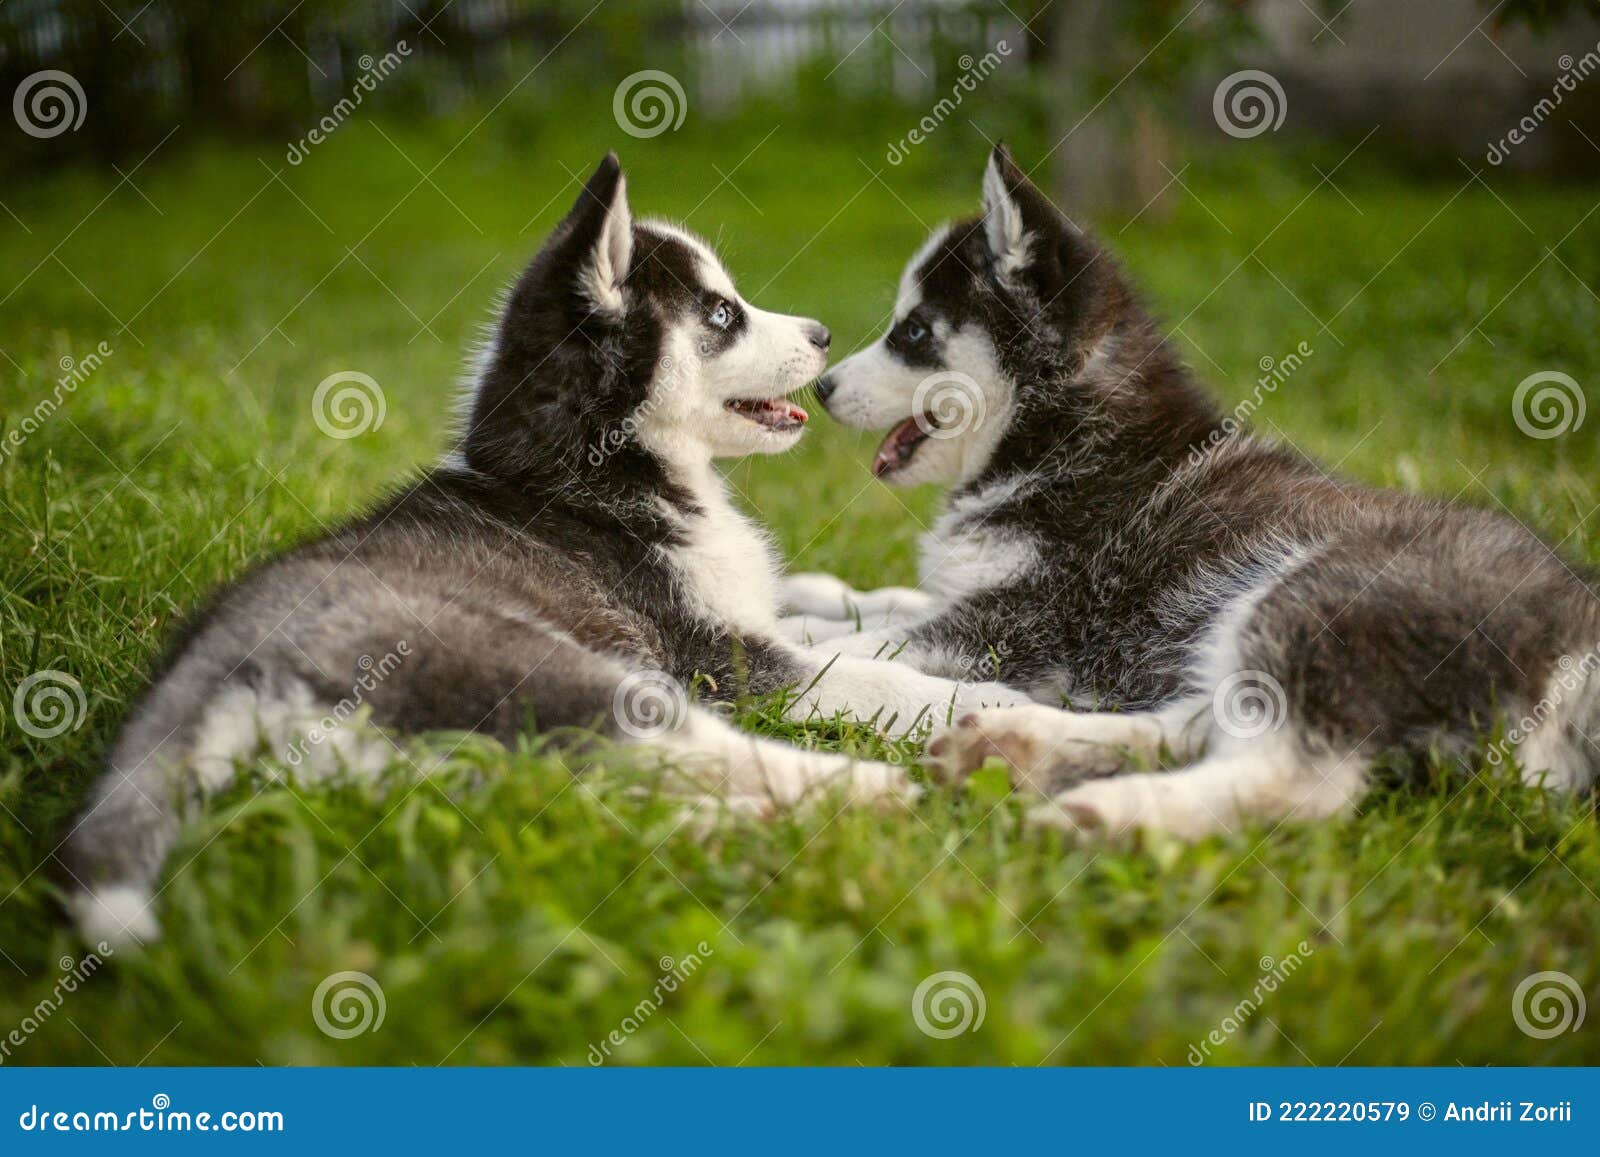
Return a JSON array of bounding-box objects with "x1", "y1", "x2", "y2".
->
[{"x1": 554, "y1": 152, "x2": 633, "y2": 313}]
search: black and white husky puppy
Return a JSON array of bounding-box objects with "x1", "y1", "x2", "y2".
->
[
  {"x1": 787, "y1": 144, "x2": 1600, "y2": 838},
  {"x1": 67, "y1": 154, "x2": 1026, "y2": 943}
]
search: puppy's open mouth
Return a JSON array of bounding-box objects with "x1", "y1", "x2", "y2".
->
[
  {"x1": 873, "y1": 415, "x2": 933, "y2": 477},
  {"x1": 725, "y1": 397, "x2": 808, "y2": 433}
]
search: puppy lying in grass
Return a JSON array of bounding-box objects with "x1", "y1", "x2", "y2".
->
[
  {"x1": 66, "y1": 154, "x2": 1026, "y2": 944},
  {"x1": 788, "y1": 144, "x2": 1600, "y2": 838}
]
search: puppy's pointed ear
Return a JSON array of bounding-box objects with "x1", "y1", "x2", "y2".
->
[
  {"x1": 563, "y1": 152, "x2": 633, "y2": 313},
  {"x1": 980, "y1": 143, "x2": 1069, "y2": 281}
]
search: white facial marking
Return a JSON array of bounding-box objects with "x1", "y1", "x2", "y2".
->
[
  {"x1": 629, "y1": 220, "x2": 828, "y2": 465},
  {"x1": 821, "y1": 273, "x2": 1014, "y2": 489}
]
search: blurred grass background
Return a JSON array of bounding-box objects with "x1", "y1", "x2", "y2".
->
[{"x1": 1, "y1": 1, "x2": 1598, "y2": 1065}]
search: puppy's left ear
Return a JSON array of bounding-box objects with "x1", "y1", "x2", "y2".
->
[
  {"x1": 980, "y1": 143, "x2": 1072, "y2": 282},
  {"x1": 567, "y1": 152, "x2": 633, "y2": 313}
]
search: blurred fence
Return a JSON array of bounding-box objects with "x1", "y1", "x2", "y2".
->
[{"x1": 0, "y1": 0, "x2": 1040, "y2": 168}]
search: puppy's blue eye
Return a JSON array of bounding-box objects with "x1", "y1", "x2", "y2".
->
[
  {"x1": 709, "y1": 301, "x2": 731, "y2": 328},
  {"x1": 900, "y1": 319, "x2": 927, "y2": 343}
]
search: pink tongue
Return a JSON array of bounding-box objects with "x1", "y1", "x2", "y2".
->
[{"x1": 873, "y1": 416, "x2": 927, "y2": 477}]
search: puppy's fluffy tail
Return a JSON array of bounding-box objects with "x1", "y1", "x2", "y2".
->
[{"x1": 64, "y1": 666, "x2": 337, "y2": 947}]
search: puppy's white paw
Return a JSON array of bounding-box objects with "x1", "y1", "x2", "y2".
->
[
  {"x1": 781, "y1": 572, "x2": 857, "y2": 618},
  {"x1": 1026, "y1": 774, "x2": 1212, "y2": 840},
  {"x1": 926, "y1": 705, "x2": 1071, "y2": 792},
  {"x1": 946, "y1": 681, "x2": 1036, "y2": 722}
]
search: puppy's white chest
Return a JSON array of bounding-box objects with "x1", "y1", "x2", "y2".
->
[{"x1": 668, "y1": 496, "x2": 780, "y2": 633}]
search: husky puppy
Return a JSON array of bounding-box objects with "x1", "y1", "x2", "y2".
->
[
  {"x1": 67, "y1": 154, "x2": 1026, "y2": 943},
  {"x1": 787, "y1": 144, "x2": 1600, "y2": 838}
]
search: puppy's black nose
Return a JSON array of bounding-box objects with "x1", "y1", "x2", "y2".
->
[
  {"x1": 814, "y1": 374, "x2": 838, "y2": 404},
  {"x1": 806, "y1": 323, "x2": 831, "y2": 352}
]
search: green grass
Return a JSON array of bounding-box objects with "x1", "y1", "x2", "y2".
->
[{"x1": 2, "y1": 100, "x2": 1598, "y2": 1066}]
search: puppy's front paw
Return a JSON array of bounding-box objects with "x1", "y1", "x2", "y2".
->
[
  {"x1": 781, "y1": 572, "x2": 856, "y2": 618},
  {"x1": 925, "y1": 705, "x2": 1063, "y2": 792}
]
